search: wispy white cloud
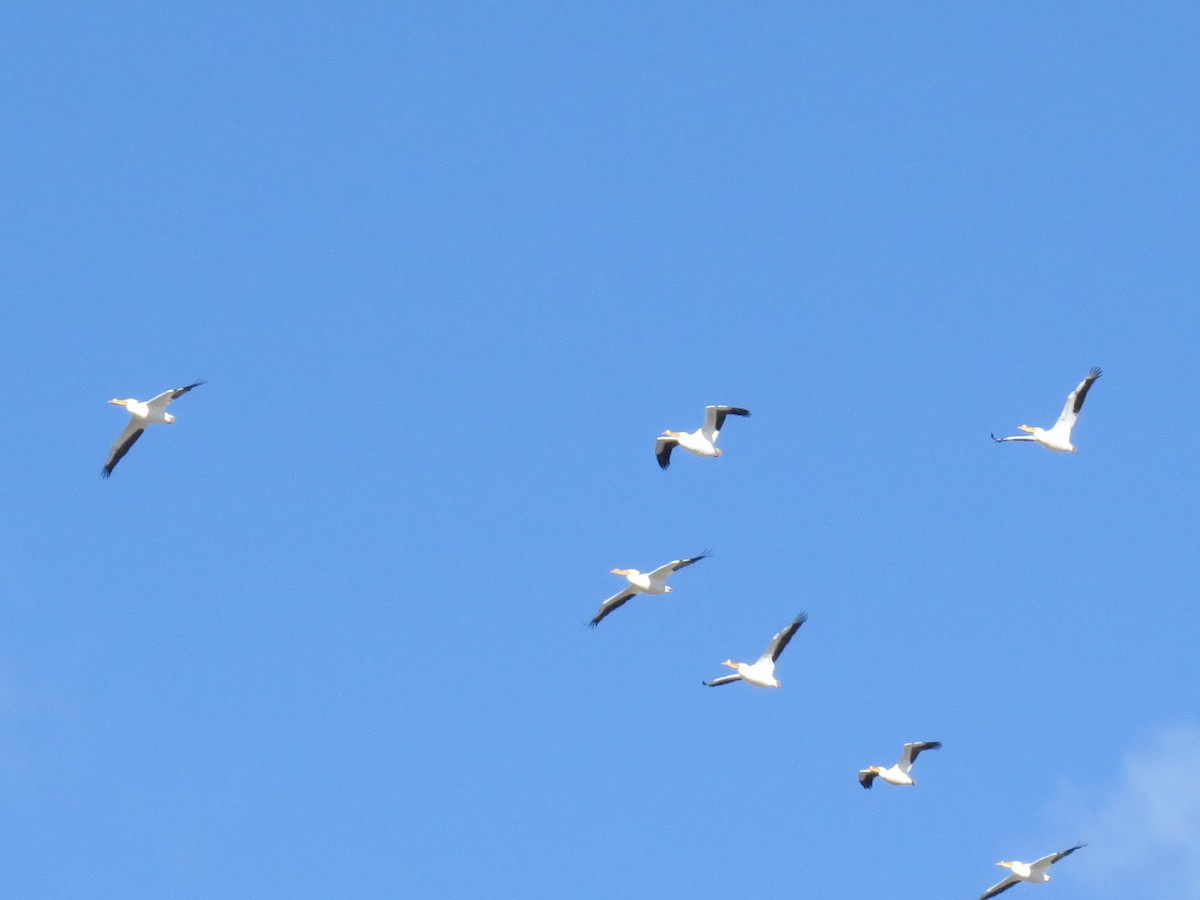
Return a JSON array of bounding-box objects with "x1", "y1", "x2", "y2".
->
[{"x1": 1055, "y1": 723, "x2": 1200, "y2": 899}]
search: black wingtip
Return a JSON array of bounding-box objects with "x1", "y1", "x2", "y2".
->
[
  {"x1": 100, "y1": 468, "x2": 112, "y2": 479},
  {"x1": 990, "y1": 432, "x2": 1002, "y2": 442}
]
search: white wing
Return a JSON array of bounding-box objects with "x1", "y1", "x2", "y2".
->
[
  {"x1": 145, "y1": 381, "x2": 205, "y2": 410},
  {"x1": 703, "y1": 673, "x2": 742, "y2": 687},
  {"x1": 1030, "y1": 843, "x2": 1085, "y2": 873},
  {"x1": 588, "y1": 588, "x2": 638, "y2": 628},
  {"x1": 898, "y1": 740, "x2": 941, "y2": 772},
  {"x1": 759, "y1": 612, "x2": 807, "y2": 663},
  {"x1": 102, "y1": 419, "x2": 145, "y2": 478},
  {"x1": 976, "y1": 874, "x2": 1020, "y2": 900},
  {"x1": 645, "y1": 551, "x2": 710, "y2": 582},
  {"x1": 1052, "y1": 368, "x2": 1101, "y2": 431},
  {"x1": 701, "y1": 405, "x2": 750, "y2": 441}
]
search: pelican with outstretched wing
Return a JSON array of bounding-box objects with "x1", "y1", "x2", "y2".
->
[
  {"x1": 102, "y1": 381, "x2": 205, "y2": 477},
  {"x1": 976, "y1": 844, "x2": 1085, "y2": 899},
  {"x1": 703, "y1": 612, "x2": 807, "y2": 688},
  {"x1": 992, "y1": 368, "x2": 1101, "y2": 452},
  {"x1": 589, "y1": 552, "x2": 710, "y2": 627},
  {"x1": 656, "y1": 405, "x2": 750, "y2": 468},
  {"x1": 858, "y1": 741, "x2": 942, "y2": 788}
]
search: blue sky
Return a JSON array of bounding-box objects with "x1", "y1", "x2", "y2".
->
[{"x1": 3, "y1": 3, "x2": 1199, "y2": 897}]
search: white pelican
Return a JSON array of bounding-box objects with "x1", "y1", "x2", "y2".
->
[
  {"x1": 992, "y1": 368, "x2": 1101, "y2": 452},
  {"x1": 703, "y1": 612, "x2": 807, "y2": 688},
  {"x1": 589, "y1": 552, "x2": 709, "y2": 627},
  {"x1": 656, "y1": 405, "x2": 750, "y2": 469},
  {"x1": 976, "y1": 844, "x2": 1085, "y2": 899},
  {"x1": 858, "y1": 740, "x2": 942, "y2": 788},
  {"x1": 102, "y1": 381, "x2": 205, "y2": 478}
]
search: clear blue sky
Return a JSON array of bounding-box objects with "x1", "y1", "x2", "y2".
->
[{"x1": 4, "y1": 3, "x2": 1199, "y2": 897}]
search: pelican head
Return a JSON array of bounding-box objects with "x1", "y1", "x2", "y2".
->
[
  {"x1": 108, "y1": 398, "x2": 132, "y2": 407},
  {"x1": 1017, "y1": 425, "x2": 1037, "y2": 434},
  {"x1": 661, "y1": 429, "x2": 682, "y2": 437},
  {"x1": 996, "y1": 862, "x2": 1014, "y2": 869},
  {"x1": 610, "y1": 568, "x2": 631, "y2": 576},
  {"x1": 720, "y1": 659, "x2": 740, "y2": 670}
]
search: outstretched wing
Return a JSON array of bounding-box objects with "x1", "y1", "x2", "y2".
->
[
  {"x1": 645, "y1": 551, "x2": 711, "y2": 581},
  {"x1": 655, "y1": 436, "x2": 678, "y2": 469},
  {"x1": 976, "y1": 874, "x2": 1020, "y2": 900},
  {"x1": 761, "y1": 611, "x2": 808, "y2": 663},
  {"x1": 991, "y1": 432, "x2": 1036, "y2": 443},
  {"x1": 1031, "y1": 843, "x2": 1085, "y2": 871},
  {"x1": 702, "y1": 674, "x2": 742, "y2": 687},
  {"x1": 899, "y1": 740, "x2": 942, "y2": 770},
  {"x1": 146, "y1": 380, "x2": 205, "y2": 410},
  {"x1": 1053, "y1": 367, "x2": 1101, "y2": 430},
  {"x1": 102, "y1": 420, "x2": 145, "y2": 478},
  {"x1": 588, "y1": 588, "x2": 638, "y2": 628},
  {"x1": 702, "y1": 405, "x2": 751, "y2": 440}
]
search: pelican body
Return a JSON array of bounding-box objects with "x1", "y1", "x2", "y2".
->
[
  {"x1": 703, "y1": 612, "x2": 807, "y2": 688},
  {"x1": 656, "y1": 405, "x2": 750, "y2": 468},
  {"x1": 976, "y1": 844, "x2": 1085, "y2": 899},
  {"x1": 858, "y1": 741, "x2": 941, "y2": 788},
  {"x1": 992, "y1": 368, "x2": 1101, "y2": 452},
  {"x1": 588, "y1": 552, "x2": 709, "y2": 627},
  {"x1": 102, "y1": 381, "x2": 204, "y2": 477}
]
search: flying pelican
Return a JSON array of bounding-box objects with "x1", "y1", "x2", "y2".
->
[
  {"x1": 588, "y1": 552, "x2": 709, "y2": 627},
  {"x1": 976, "y1": 844, "x2": 1085, "y2": 899},
  {"x1": 858, "y1": 741, "x2": 942, "y2": 788},
  {"x1": 703, "y1": 612, "x2": 807, "y2": 688},
  {"x1": 991, "y1": 368, "x2": 1101, "y2": 452},
  {"x1": 656, "y1": 405, "x2": 750, "y2": 468},
  {"x1": 102, "y1": 381, "x2": 205, "y2": 478}
]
